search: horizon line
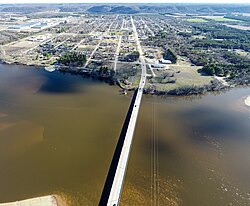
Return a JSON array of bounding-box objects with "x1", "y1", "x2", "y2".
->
[{"x1": 1, "y1": 2, "x2": 250, "y2": 4}]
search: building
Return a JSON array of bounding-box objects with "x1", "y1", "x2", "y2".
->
[
  {"x1": 8, "y1": 22, "x2": 40, "y2": 30},
  {"x1": 31, "y1": 21, "x2": 60, "y2": 30},
  {"x1": 32, "y1": 23, "x2": 51, "y2": 30},
  {"x1": 9, "y1": 20, "x2": 60, "y2": 30},
  {"x1": 159, "y1": 59, "x2": 172, "y2": 64},
  {"x1": 151, "y1": 64, "x2": 165, "y2": 68}
]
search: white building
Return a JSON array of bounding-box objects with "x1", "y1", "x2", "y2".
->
[
  {"x1": 151, "y1": 64, "x2": 165, "y2": 68},
  {"x1": 159, "y1": 59, "x2": 172, "y2": 64}
]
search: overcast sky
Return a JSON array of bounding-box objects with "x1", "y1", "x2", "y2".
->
[{"x1": 0, "y1": 0, "x2": 250, "y2": 4}]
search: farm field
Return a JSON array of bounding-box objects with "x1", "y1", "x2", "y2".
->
[{"x1": 186, "y1": 18, "x2": 208, "y2": 23}]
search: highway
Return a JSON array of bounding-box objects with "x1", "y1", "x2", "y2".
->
[{"x1": 104, "y1": 16, "x2": 147, "y2": 206}]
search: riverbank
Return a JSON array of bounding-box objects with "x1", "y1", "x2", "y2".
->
[
  {"x1": 0, "y1": 195, "x2": 66, "y2": 206},
  {"x1": 55, "y1": 67, "x2": 230, "y2": 96},
  {"x1": 144, "y1": 79, "x2": 228, "y2": 96},
  {"x1": 0, "y1": 61, "x2": 230, "y2": 96}
]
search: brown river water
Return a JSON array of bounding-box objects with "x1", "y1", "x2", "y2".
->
[{"x1": 0, "y1": 64, "x2": 250, "y2": 206}]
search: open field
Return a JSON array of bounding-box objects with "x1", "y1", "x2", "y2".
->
[
  {"x1": 146, "y1": 59, "x2": 213, "y2": 92},
  {"x1": 76, "y1": 45, "x2": 96, "y2": 51},
  {"x1": 213, "y1": 17, "x2": 241, "y2": 22},
  {"x1": 200, "y1": 16, "x2": 242, "y2": 22},
  {"x1": 224, "y1": 24, "x2": 250, "y2": 31},
  {"x1": 212, "y1": 17, "x2": 241, "y2": 22},
  {"x1": 0, "y1": 26, "x2": 8, "y2": 31},
  {"x1": 235, "y1": 49, "x2": 250, "y2": 58},
  {"x1": 186, "y1": 18, "x2": 208, "y2": 23}
]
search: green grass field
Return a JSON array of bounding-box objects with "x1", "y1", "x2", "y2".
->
[
  {"x1": 146, "y1": 60, "x2": 213, "y2": 92},
  {"x1": 186, "y1": 18, "x2": 208, "y2": 23},
  {"x1": 212, "y1": 17, "x2": 241, "y2": 22}
]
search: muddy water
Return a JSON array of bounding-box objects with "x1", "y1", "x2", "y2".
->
[
  {"x1": 0, "y1": 64, "x2": 130, "y2": 205},
  {"x1": 121, "y1": 89, "x2": 250, "y2": 206},
  {"x1": 1, "y1": 64, "x2": 250, "y2": 206}
]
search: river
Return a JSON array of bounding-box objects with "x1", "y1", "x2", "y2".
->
[{"x1": 0, "y1": 64, "x2": 250, "y2": 206}]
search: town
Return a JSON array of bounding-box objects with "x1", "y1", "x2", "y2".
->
[{"x1": 1, "y1": 4, "x2": 250, "y2": 95}]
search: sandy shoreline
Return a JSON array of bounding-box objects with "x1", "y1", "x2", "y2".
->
[
  {"x1": 245, "y1": 96, "x2": 250, "y2": 107},
  {"x1": 0, "y1": 195, "x2": 67, "y2": 206}
]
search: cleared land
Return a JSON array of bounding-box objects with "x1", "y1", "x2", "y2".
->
[
  {"x1": 146, "y1": 59, "x2": 213, "y2": 92},
  {"x1": 235, "y1": 49, "x2": 250, "y2": 58},
  {"x1": 200, "y1": 16, "x2": 242, "y2": 22},
  {"x1": 186, "y1": 18, "x2": 208, "y2": 23},
  {"x1": 224, "y1": 24, "x2": 250, "y2": 31},
  {"x1": 211, "y1": 17, "x2": 241, "y2": 22}
]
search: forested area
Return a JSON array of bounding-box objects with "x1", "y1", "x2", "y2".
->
[{"x1": 58, "y1": 52, "x2": 86, "y2": 66}]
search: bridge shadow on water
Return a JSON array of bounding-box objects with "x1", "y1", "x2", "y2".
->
[{"x1": 99, "y1": 89, "x2": 138, "y2": 206}]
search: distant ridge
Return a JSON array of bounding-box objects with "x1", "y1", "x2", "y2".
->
[
  {"x1": 87, "y1": 5, "x2": 112, "y2": 13},
  {"x1": 1, "y1": 3, "x2": 250, "y2": 14},
  {"x1": 87, "y1": 5, "x2": 139, "y2": 14},
  {"x1": 110, "y1": 6, "x2": 139, "y2": 14}
]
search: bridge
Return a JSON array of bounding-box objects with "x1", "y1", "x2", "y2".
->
[{"x1": 99, "y1": 17, "x2": 147, "y2": 206}]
